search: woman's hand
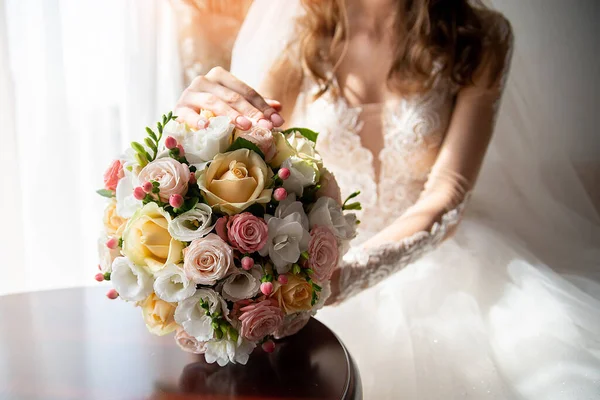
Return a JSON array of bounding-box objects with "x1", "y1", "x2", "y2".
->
[{"x1": 174, "y1": 66, "x2": 285, "y2": 130}]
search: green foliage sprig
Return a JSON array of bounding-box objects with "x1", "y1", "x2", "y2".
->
[{"x1": 130, "y1": 112, "x2": 177, "y2": 167}]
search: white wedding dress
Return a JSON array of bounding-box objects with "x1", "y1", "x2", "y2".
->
[{"x1": 231, "y1": 1, "x2": 600, "y2": 399}]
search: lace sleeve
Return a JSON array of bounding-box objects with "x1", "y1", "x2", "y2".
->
[{"x1": 328, "y1": 15, "x2": 514, "y2": 305}]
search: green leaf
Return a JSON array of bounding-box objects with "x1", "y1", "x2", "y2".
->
[
  {"x1": 167, "y1": 111, "x2": 173, "y2": 120},
  {"x1": 226, "y1": 137, "x2": 265, "y2": 159},
  {"x1": 96, "y1": 189, "x2": 115, "y2": 198},
  {"x1": 131, "y1": 141, "x2": 146, "y2": 155},
  {"x1": 144, "y1": 137, "x2": 157, "y2": 151},
  {"x1": 145, "y1": 127, "x2": 157, "y2": 141},
  {"x1": 134, "y1": 152, "x2": 148, "y2": 167},
  {"x1": 283, "y1": 127, "x2": 319, "y2": 143}
]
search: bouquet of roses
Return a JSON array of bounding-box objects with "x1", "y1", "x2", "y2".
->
[{"x1": 96, "y1": 111, "x2": 360, "y2": 366}]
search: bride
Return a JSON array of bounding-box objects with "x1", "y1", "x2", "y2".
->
[{"x1": 173, "y1": 0, "x2": 600, "y2": 398}]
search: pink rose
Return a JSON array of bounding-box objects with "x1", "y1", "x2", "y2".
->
[
  {"x1": 308, "y1": 226, "x2": 339, "y2": 282},
  {"x1": 103, "y1": 160, "x2": 124, "y2": 191},
  {"x1": 215, "y1": 216, "x2": 229, "y2": 242},
  {"x1": 138, "y1": 158, "x2": 190, "y2": 202},
  {"x1": 316, "y1": 168, "x2": 342, "y2": 205},
  {"x1": 226, "y1": 212, "x2": 268, "y2": 253},
  {"x1": 239, "y1": 299, "x2": 284, "y2": 342},
  {"x1": 235, "y1": 126, "x2": 277, "y2": 162},
  {"x1": 183, "y1": 233, "x2": 234, "y2": 285},
  {"x1": 175, "y1": 328, "x2": 207, "y2": 354},
  {"x1": 273, "y1": 312, "x2": 311, "y2": 339}
]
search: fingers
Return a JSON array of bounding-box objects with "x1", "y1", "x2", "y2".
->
[
  {"x1": 174, "y1": 107, "x2": 208, "y2": 130},
  {"x1": 206, "y1": 67, "x2": 284, "y2": 127},
  {"x1": 265, "y1": 99, "x2": 282, "y2": 112},
  {"x1": 179, "y1": 90, "x2": 253, "y2": 130}
]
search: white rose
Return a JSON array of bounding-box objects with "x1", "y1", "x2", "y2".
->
[
  {"x1": 308, "y1": 197, "x2": 357, "y2": 241},
  {"x1": 286, "y1": 132, "x2": 322, "y2": 164},
  {"x1": 153, "y1": 263, "x2": 196, "y2": 303},
  {"x1": 174, "y1": 289, "x2": 229, "y2": 341},
  {"x1": 281, "y1": 156, "x2": 320, "y2": 197},
  {"x1": 97, "y1": 235, "x2": 121, "y2": 273},
  {"x1": 259, "y1": 213, "x2": 310, "y2": 273},
  {"x1": 110, "y1": 257, "x2": 153, "y2": 302},
  {"x1": 218, "y1": 268, "x2": 262, "y2": 302},
  {"x1": 204, "y1": 337, "x2": 256, "y2": 366},
  {"x1": 115, "y1": 168, "x2": 141, "y2": 218},
  {"x1": 168, "y1": 203, "x2": 214, "y2": 242},
  {"x1": 174, "y1": 116, "x2": 234, "y2": 170}
]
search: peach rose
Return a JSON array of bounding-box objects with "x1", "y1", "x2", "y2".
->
[
  {"x1": 141, "y1": 293, "x2": 178, "y2": 336},
  {"x1": 197, "y1": 148, "x2": 272, "y2": 215},
  {"x1": 103, "y1": 200, "x2": 127, "y2": 236},
  {"x1": 103, "y1": 159, "x2": 124, "y2": 191},
  {"x1": 238, "y1": 299, "x2": 284, "y2": 342},
  {"x1": 274, "y1": 275, "x2": 314, "y2": 314},
  {"x1": 183, "y1": 233, "x2": 234, "y2": 285},
  {"x1": 138, "y1": 158, "x2": 190, "y2": 202}
]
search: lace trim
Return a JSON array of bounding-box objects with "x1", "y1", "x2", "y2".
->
[{"x1": 333, "y1": 194, "x2": 471, "y2": 304}]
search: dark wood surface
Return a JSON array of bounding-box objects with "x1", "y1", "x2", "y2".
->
[{"x1": 0, "y1": 287, "x2": 361, "y2": 400}]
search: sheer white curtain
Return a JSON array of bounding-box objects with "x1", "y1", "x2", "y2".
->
[{"x1": 0, "y1": 0, "x2": 183, "y2": 295}]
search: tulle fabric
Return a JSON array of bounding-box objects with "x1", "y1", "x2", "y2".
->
[{"x1": 232, "y1": 1, "x2": 600, "y2": 399}]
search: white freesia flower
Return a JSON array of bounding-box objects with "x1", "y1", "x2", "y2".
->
[
  {"x1": 111, "y1": 257, "x2": 153, "y2": 302},
  {"x1": 162, "y1": 119, "x2": 193, "y2": 144},
  {"x1": 218, "y1": 268, "x2": 262, "y2": 302},
  {"x1": 281, "y1": 156, "x2": 319, "y2": 197},
  {"x1": 259, "y1": 212, "x2": 310, "y2": 273},
  {"x1": 174, "y1": 289, "x2": 230, "y2": 341},
  {"x1": 308, "y1": 196, "x2": 357, "y2": 241},
  {"x1": 204, "y1": 337, "x2": 255, "y2": 366},
  {"x1": 115, "y1": 168, "x2": 141, "y2": 218},
  {"x1": 274, "y1": 194, "x2": 309, "y2": 230},
  {"x1": 168, "y1": 203, "x2": 214, "y2": 241},
  {"x1": 153, "y1": 263, "x2": 196, "y2": 303},
  {"x1": 173, "y1": 116, "x2": 234, "y2": 170}
]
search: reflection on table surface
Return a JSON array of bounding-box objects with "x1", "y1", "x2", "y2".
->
[{"x1": 0, "y1": 287, "x2": 359, "y2": 400}]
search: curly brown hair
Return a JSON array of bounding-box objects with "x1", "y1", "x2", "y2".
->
[{"x1": 296, "y1": 0, "x2": 510, "y2": 97}]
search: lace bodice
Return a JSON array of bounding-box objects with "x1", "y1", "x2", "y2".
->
[{"x1": 290, "y1": 75, "x2": 457, "y2": 243}]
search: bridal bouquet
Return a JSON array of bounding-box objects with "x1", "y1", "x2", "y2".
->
[{"x1": 96, "y1": 111, "x2": 359, "y2": 366}]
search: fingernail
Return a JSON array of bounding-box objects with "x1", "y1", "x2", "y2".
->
[
  {"x1": 235, "y1": 115, "x2": 252, "y2": 129},
  {"x1": 257, "y1": 118, "x2": 273, "y2": 129},
  {"x1": 197, "y1": 118, "x2": 208, "y2": 129},
  {"x1": 270, "y1": 113, "x2": 284, "y2": 127}
]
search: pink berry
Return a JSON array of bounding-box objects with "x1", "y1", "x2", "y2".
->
[
  {"x1": 241, "y1": 257, "x2": 254, "y2": 271},
  {"x1": 142, "y1": 181, "x2": 153, "y2": 193},
  {"x1": 277, "y1": 275, "x2": 288, "y2": 285},
  {"x1": 106, "y1": 237, "x2": 118, "y2": 249},
  {"x1": 133, "y1": 186, "x2": 146, "y2": 200},
  {"x1": 165, "y1": 136, "x2": 177, "y2": 150},
  {"x1": 106, "y1": 289, "x2": 119, "y2": 300},
  {"x1": 177, "y1": 144, "x2": 185, "y2": 156},
  {"x1": 262, "y1": 340, "x2": 276, "y2": 353},
  {"x1": 94, "y1": 273, "x2": 105, "y2": 282},
  {"x1": 189, "y1": 172, "x2": 197, "y2": 185},
  {"x1": 260, "y1": 281, "x2": 274, "y2": 296},
  {"x1": 273, "y1": 187, "x2": 287, "y2": 202},
  {"x1": 278, "y1": 168, "x2": 291, "y2": 180},
  {"x1": 169, "y1": 194, "x2": 184, "y2": 208}
]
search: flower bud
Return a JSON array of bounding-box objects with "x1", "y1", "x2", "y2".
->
[
  {"x1": 241, "y1": 256, "x2": 254, "y2": 271},
  {"x1": 260, "y1": 281, "x2": 274, "y2": 296},
  {"x1": 169, "y1": 194, "x2": 184, "y2": 208},
  {"x1": 133, "y1": 186, "x2": 146, "y2": 200},
  {"x1": 165, "y1": 136, "x2": 177, "y2": 150},
  {"x1": 278, "y1": 168, "x2": 291, "y2": 180},
  {"x1": 94, "y1": 273, "x2": 105, "y2": 282},
  {"x1": 142, "y1": 181, "x2": 153, "y2": 193},
  {"x1": 105, "y1": 237, "x2": 118, "y2": 249},
  {"x1": 189, "y1": 172, "x2": 197, "y2": 185},
  {"x1": 273, "y1": 187, "x2": 287, "y2": 202},
  {"x1": 176, "y1": 144, "x2": 185, "y2": 157},
  {"x1": 262, "y1": 339, "x2": 275, "y2": 353},
  {"x1": 106, "y1": 289, "x2": 119, "y2": 300},
  {"x1": 277, "y1": 274, "x2": 288, "y2": 285}
]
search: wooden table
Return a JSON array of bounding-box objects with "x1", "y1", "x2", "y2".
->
[{"x1": 0, "y1": 287, "x2": 361, "y2": 400}]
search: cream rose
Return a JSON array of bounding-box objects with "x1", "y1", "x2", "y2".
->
[
  {"x1": 281, "y1": 156, "x2": 320, "y2": 197},
  {"x1": 274, "y1": 275, "x2": 314, "y2": 314},
  {"x1": 122, "y1": 203, "x2": 184, "y2": 274},
  {"x1": 183, "y1": 233, "x2": 234, "y2": 285},
  {"x1": 141, "y1": 293, "x2": 178, "y2": 336},
  {"x1": 198, "y1": 148, "x2": 272, "y2": 215},
  {"x1": 269, "y1": 131, "x2": 298, "y2": 167},
  {"x1": 103, "y1": 200, "x2": 128, "y2": 236},
  {"x1": 138, "y1": 158, "x2": 190, "y2": 203}
]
